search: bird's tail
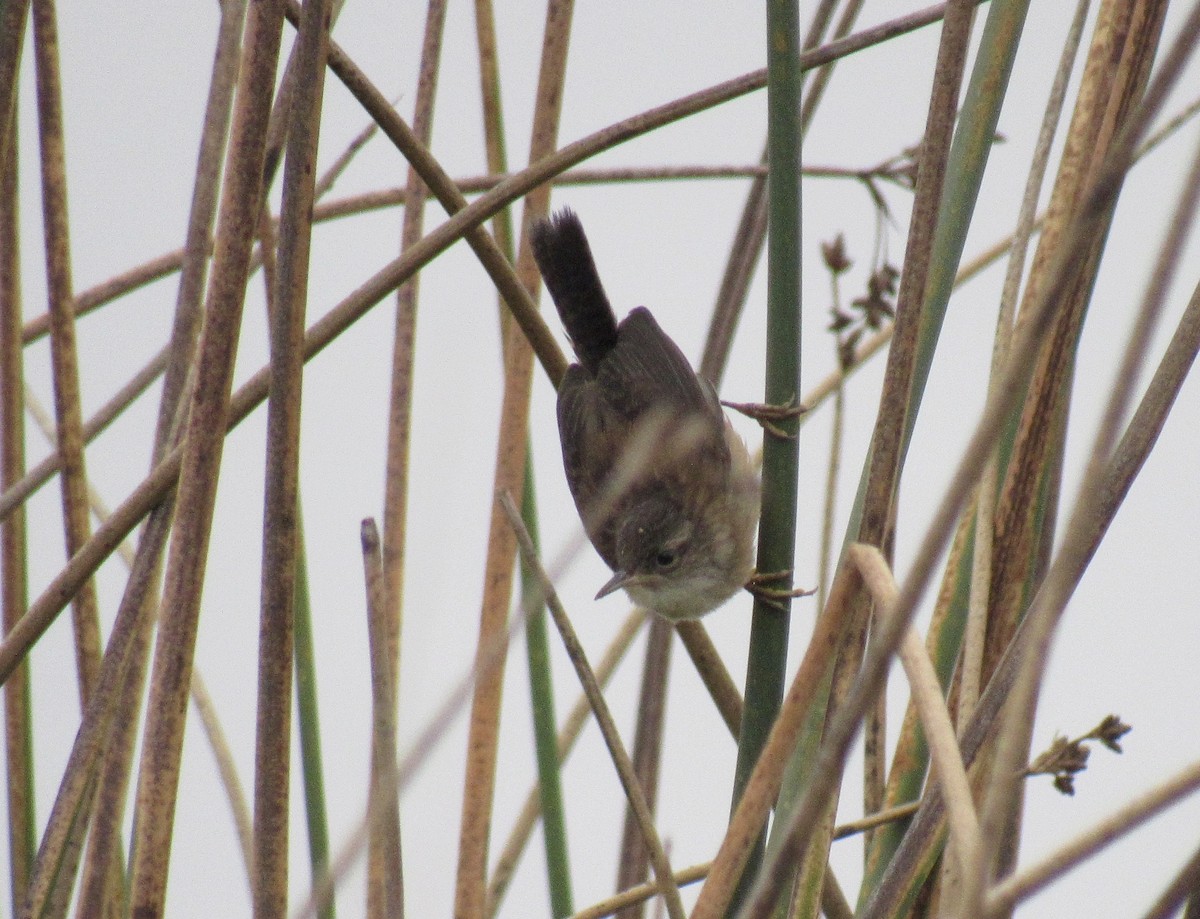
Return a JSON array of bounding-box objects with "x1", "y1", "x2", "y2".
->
[{"x1": 530, "y1": 208, "x2": 617, "y2": 375}]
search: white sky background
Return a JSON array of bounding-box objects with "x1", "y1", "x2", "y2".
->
[{"x1": 6, "y1": 1, "x2": 1200, "y2": 916}]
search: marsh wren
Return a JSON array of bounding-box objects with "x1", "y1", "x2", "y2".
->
[{"x1": 530, "y1": 209, "x2": 760, "y2": 620}]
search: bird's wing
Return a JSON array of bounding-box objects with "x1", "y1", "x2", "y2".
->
[
  {"x1": 556, "y1": 365, "x2": 620, "y2": 567},
  {"x1": 599, "y1": 306, "x2": 722, "y2": 422}
]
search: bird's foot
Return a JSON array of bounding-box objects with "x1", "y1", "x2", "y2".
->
[
  {"x1": 722, "y1": 397, "x2": 808, "y2": 438},
  {"x1": 744, "y1": 568, "x2": 814, "y2": 611}
]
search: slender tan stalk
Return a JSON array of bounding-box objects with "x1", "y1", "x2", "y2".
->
[
  {"x1": 0, "y1": 106, "x2": 35, "y2": 916},
  {"x1": 0, "y1": 346, "x2": 168, "y2": 523},
  {"x1": 452, "y1": 5, "x2": 573, "y2": 916},
  {"x1": 833, "y1": 802, "x2": 922, "y2": 840},
  {"x1": 843, "y1": 5, "x2": 974, "y2": 880},
  {"x1": 380, "y1": 0, "x2": 448, "y2": 703},
  {"x1": 485, "y1": 610, "x2": 645, "y2": 916},
  {"x1": 253, "y1": 0, "x2": 329, "y2": 914},
  {"x1": 850, "y1": 545, "x2": 980, "y2": 891},
  {"x1": 32, "y1": 0, "x2": 102, "y2": 705},
  {"x1": 500, "y1": 494, "x2": 686, "y2": 919},
  {"x1": 295, "y1": 519, "x2": 572, "y2": 918},
  {"x1": 985, "y1": 760, "x2": 1200, "y2": 916},
  {"x1": 191, "y1": 670, "x2": 255, "y2": 880},
  {"x1": 373, "y1": 2, "x2": 447, "y2": 905},
  {"x1": 673, "y1": 622, "x2": 744, "y2": 737},
  {"x1": 151, "y1": 0, "x2": 249, "y2": 460},
  {"x1": 614, "y1": 618, "x2": 671, "y2": 917},
  {"x1": 27, "y1": 7, "x2": 106, "y2": 905},
  {"x1": 362, "y1": 521, "x2": 404, "y2": 918},
  {"x1": 568, "y1": 865, "x2": 710, "y2": 919},
  {"x1": 128, "y1": 5, "x2": 284, "y2": 914},
  {"x1": 472, "y1": 0, "x2": 513, "y2": 263},
  {"x1": 0, "y1": 0, "x2": 29, "y2": 167},
  {"x1": 22, "y1": 385, "x2": 257, "y2": 890},
  {"x1": 857, "y1": 0, "x2": 974, "y2": 548}
]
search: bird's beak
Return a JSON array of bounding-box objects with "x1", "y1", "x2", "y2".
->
[{"x1": 595, "y1": 569, "x2": 632, "y2": 600}]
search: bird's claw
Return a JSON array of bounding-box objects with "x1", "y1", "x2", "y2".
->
[
  {"x1": 722, "y1": 397, "x2": 808, "y2": 439},
  {"x1": 744, "y1": 568, "x2": 814, "y2": 611}
]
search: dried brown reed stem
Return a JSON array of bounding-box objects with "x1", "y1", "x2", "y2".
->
[
  {"x1": 128, "y1": 5, "x2": 285, "y2": 914},
  {"x1": 33, "y1": 0, "x2": 102, "y2": 706},
  {"x1": 0, "y1": 84, "x2": 35, "y2": 915},
  {"x1": 850, "y1": 545, "x2": 980, "y2": 890},
  {"x1": 960, "y1": 0, "x2": 1091, "y2": 736},
  {"x1": 450, "y1": 2, "x2": 573, "y2": 915},
  {"x1": 24, "y1": 1, "x2": 251, "y2": 901},
  {"x1": 845, "y1": 3, "x2": 975, "y2": 881},
  {"x1": 499, "y1": 493, "x2": 687, "y2": 919},
  {"x1": 986, "y1": 759, "x2": 1200, "y2": 915},
  {"x1": 379, "y1": 0, "x2": 448, "y2": 779},
  {"x1": 690, "y1": 563, "x2": 857, "y2": 919},
  {"x1": 362, "y1": 521, "x2": 405, "y2": 919},
  {"x1": 862, "y1": 262, "x2": 1200, "y2": 919},
  {"x1": 27, "y1": 2, "x2": 108, "y2": 909},
  {"x1": 253, "y1": 0, "x2": 330, "y2": 913},
  {"x1": 486, "y1": 610, "x2": 646, "y2": 917},
  {"x1": 295, "y1": 506, "x2": 572, "y2": 918},
  {"x1": 976, "y1": 3, "x2": 1187, "y2": 908}
]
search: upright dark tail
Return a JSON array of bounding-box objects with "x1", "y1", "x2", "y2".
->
[{"x1": 530, "y1": 209, "x2": 617, "y2": 376}]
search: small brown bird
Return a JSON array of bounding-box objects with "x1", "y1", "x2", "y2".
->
[{"x1": 530, "y1": 209, "x2": 760, "y2": 620}]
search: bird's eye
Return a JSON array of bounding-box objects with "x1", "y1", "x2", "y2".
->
[{"x1": 655, "y1": 550, "x2": 679, "y2": 570}]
